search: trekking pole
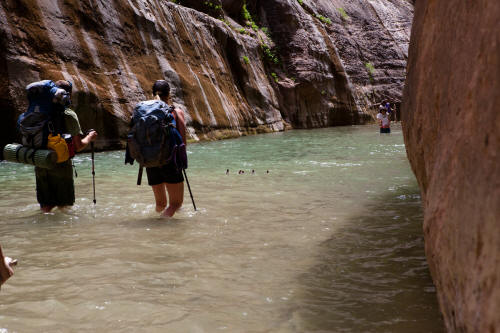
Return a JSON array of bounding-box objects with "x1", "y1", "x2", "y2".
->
[
  {"x1": 182, "y1": 169, "x2": 196, "y2": 211},
  {"x1": 137, "y1": 165, "x2": 143, "y2": 186},
  {"x1": 91, "y1": 141, "x2": 96, "y2": 205}
]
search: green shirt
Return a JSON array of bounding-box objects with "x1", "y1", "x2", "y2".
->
[{"x1": 64, "y1": 108, "x2": 83, "y2": 137}]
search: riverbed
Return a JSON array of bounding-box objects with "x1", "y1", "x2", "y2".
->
[{"x1": 0, "y1": 124, "x2": 443, "y2": 332}]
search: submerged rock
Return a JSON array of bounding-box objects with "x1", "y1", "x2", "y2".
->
[
  {"x1": 403, "y1": 0, "x2": 500, "y2": 331},
  {"x1": 0, "y1": 0, "x2": 412, "y2": 149}
]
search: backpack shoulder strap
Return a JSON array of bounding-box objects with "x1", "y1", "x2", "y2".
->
[
  {"x1": 165, "y1": 105, "x2": 177, "y2": 127},
  {"x1": 164, "y1": 104, "x2": 175, "y2": 116},
  {"x1": 49, "y1": 104, "x2": 67, "y2": 135}
]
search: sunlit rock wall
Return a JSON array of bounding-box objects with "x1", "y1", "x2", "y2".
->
[
  {"x1": 0, "y1": 0, "x2": 412, "y2": 149},
  {"x1": 402, "y1": 0, "x2": 500, "y2": 331}
]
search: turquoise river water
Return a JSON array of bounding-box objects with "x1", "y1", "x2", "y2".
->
[{"x1": 0, "y1": 124, "x2": 443, "y2": 332}]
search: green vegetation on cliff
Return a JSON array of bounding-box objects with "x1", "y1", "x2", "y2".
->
[{"x1": 365, "y1": 62, "x2": 375, "y2": 82}]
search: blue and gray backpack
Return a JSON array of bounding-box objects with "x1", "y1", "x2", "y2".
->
[
  {"x1": 17, "y1": 80, "x2": 70, "y2": 148},
  {"x1": 127, "y1": 100, "x2": 187, "y2": 169}
]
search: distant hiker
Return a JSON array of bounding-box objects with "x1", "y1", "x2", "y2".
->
[
  {"x1": 385, "y1": 101, "x2": 395, "y2": 121},
  {"x1": 18, "y1": 80, "x2": 97, "y2": 212},
  {"x1": 385, "y1": 101, "x2": 392, "y2": 114},
  {"x1": 0, "y1": 244, "x2": 16, "y2": 290},
  {"x1": 126, "y1": 80, "x2": 187, "y2": 218},
  {"x1": 251, "y1": 169, "x2": 255, "y2": 174},
  {"x1": 377, "y1": 105, "x2": 391, "y2": 134},
  {"x1": 226, "y1": 169, "x2": 229, "y2": 175}
]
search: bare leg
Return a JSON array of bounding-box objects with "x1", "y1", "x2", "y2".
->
[
  {"x1": 151, "y1": 183, "x2": 168, "y2": 212},
  {"x1": 162, "y1": 182, "x2": 184, "y2": 218}
]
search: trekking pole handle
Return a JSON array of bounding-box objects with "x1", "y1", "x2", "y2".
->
[{"x1": 85, "y1": 128, "x2": 96, "y2": 137}]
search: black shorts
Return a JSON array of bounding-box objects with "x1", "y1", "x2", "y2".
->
[
  {"x1": 380, "y1": 127, "x2": 391, "y2": 134},
  {"x1": 146, "y1": 163, "x2": 184, "y2": 186}
]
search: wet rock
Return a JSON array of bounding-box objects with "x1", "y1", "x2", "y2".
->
[
  {"x1": 221, "y1": 0, "x2": 243, "y2": 18},
  {"x1": 402, "y1": 0, "x2": 500, "y2": 331},
  {"x1": 0, "y1": 0, "x2": 412, "y2": 149},
  {"x1": 261, "y1": 0, "x2": 413, "y2": 127},
  {"x1": 177, "y1": 0, "x2": 224, "y2": 19}
]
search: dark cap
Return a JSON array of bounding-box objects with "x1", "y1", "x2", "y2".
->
[
  {"x1": 55, "y1": 80, "x2": 73, "y2": 93},
  {"x1": 152, "y1": 80, "x2": 170, "y2": 97}
]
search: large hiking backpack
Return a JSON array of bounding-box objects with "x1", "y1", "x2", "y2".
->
[
  {"x1": 127, "y1": 100, "x2": 187, "y2": 169},
  {"x1": 17, "y1": 80, "x2": 70, "y2": 148}
]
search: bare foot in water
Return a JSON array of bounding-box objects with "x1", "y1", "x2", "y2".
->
[
  {"x1": 160, "y1": 206, "x2": 177, "y2": 218},
  {"x1": 0, "y1": 245, "x2": 16, "y2": 288},
  {"x1": 160, "y1": 204, "x2": 184, "y2": 218}
]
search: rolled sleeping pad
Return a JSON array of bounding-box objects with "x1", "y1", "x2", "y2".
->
[{"x1": 3, "y1": 143, "x2": 57, "y2": 169}]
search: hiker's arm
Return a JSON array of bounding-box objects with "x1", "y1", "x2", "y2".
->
[
  {"x1": 0, "y1": 244, "x2": 15, "y2": 287},
  {"x1": 174, "y1": 109, "x2": 186, "y2": 144},
  {"x1": 73, "y1": 130, "x2": 98, "y2": 152}
]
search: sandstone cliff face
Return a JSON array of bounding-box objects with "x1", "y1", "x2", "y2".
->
[
  {"x1": 0, "y1": 0, "x2": 412, "y2": 149},
  {"x1": 402, "y1": 1, "x2": 500, "y2": 332}
]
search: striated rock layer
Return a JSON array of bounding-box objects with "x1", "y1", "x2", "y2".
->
[
  {"x1": 402, "y1": 0, "x2": 500, "y2": 331},
  {"x1": 0, "y1": 0, "x2": 412, "y2": 149}
]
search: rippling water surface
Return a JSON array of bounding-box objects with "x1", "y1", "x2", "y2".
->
[{"x1": 0, "y1": 124, "x2": 443, "y2": 332}]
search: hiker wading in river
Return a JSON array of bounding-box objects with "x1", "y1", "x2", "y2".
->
[
  {"x1": 377, "y1": 105, "x2": 391, "y2": 134},
  {"x1": 19, "y1": 80, "x2": 98, "y2": 212},
  {"x1": 126, "y1": 80, "x2": 187, "y2": 218}
]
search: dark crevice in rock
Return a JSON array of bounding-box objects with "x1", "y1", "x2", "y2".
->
[
  {"x1": 172, "y1": 0, "x2": 224, "y2": 19},
  {"x1": 223, "y1": 37, "x2": 249, "y2": 102}
]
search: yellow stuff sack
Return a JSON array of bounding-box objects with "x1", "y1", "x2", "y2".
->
[{"x1": 47, "y1": 134, "x2": 70, "y2": 163}]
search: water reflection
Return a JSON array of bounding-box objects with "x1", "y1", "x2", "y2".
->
[{"x1": 294, "y1": 187, "x2": 444, "y2": 332}]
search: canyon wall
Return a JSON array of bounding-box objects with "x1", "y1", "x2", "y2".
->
[
  {"x1": 0, "y1": 0, "x2": 412, "y2": 149},
  {"x1": 402, "y1": 0, "x2": 499, "y2": 331}
]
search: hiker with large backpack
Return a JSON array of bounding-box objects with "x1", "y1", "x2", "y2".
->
[
  {"x1": 17, "y1": 79, "x2": 98, "y2": 212},
  {"x1": 125, "y1": 80, "x2": 188, "y2": 218}
]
